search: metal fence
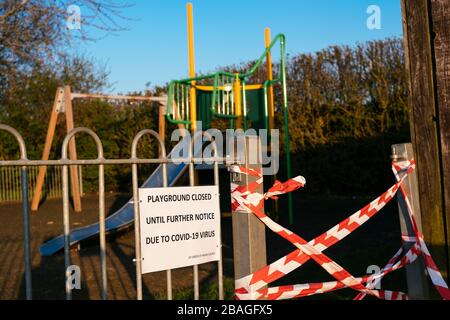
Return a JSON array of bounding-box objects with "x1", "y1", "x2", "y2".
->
[
  {"x1": 0, "y1": 123, "x2": 229, "y2": 300},
  {"x1": 0, "y1": 166, "x2": 63, "y2": 202}
]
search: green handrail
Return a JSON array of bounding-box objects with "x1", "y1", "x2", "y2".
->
[
  {"x1": 166, "y1": 34, "x2": 287, "y2": 124},
  {"x1": 165, "y1": 33, "x2": 294, "y2": 224}
]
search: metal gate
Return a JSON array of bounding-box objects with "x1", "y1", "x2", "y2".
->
[{"x1": 0, "y1": 124, "x2": 229, "y2": 300}]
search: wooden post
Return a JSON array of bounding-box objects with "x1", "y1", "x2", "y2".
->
[
  {"x1": 401, "y1": 0, "x2": 450, "y2": 281},
  {"x1": 31, "y1": 87, "x2": 64, "y2": 212},
  {"x1": 63, "y1": 86, "x2": 82, "y2": 212},
  {"x1": 392, "y1": 143, "x2": 430, "y2": 299},
  {"x1": 231, "y1": 135, "x2": 267, "y2": 281}
]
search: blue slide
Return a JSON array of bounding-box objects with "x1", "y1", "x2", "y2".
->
[{"x1": 40, "y1": 137, "x2": 199, "y2": 256}]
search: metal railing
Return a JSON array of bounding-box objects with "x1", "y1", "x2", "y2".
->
[
  {"x1": 0, "y1": 124, "x2": 229, "y2": 300},
  {"x1": 0, "y1": 166, "x2": 62, "y2": 202}
]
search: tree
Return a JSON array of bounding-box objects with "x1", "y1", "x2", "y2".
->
[{"x1": 0, "y1": 0, "x2": 130, "y2": 93}]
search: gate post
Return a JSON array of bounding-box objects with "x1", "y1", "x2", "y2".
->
[
  {"x1": 231, "y1": 135, "x2": 267, "y2": 282},
  {"x1": 391, "y1": 143, "x2": 430, "y2": 299}
]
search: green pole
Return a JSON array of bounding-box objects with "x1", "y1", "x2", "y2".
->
[
  {"x1": 263, "y1": 84, "x2": 269, "y2": 132},
  {"x1": 242, "y1": 80, "x2": 248, "y2": 131},
  {"x1": 280, "y1": 36, "x2": 294, "y2": 224}
]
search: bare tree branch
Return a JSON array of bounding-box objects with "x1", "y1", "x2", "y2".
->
[{"x1": 0, "y1": 0, "x2": 132, "y2": 91}]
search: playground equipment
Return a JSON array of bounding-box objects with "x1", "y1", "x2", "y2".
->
[
  {"x1": 166, "y1": 3, "x2": 293, "y2": 221},
  {"x1": 2, "y1": 1, "x2": 450, "y2": 302},
  {"x1": 30, "y1": 85, "x2": 168, "y2": 213},
  {"x1": 36, "y1": 1, "x2": 294, "y2": 257},
  {"x1": 39, "y1": 135, "x2": 199, "y2": 256},
  {"x1": 32, "y1": 2, "x2": 293, "y2": 219}
]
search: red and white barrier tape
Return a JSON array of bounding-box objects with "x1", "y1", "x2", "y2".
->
[
  {"x1": 392, "y1": 162, "x2": 450, "y2": 300},
  {"x1": 230, "y1": 160, "x2": 450, "y2": 300}
]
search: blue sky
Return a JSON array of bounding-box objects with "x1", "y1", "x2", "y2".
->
[{"x1": 73, "y1": 0, "x2": 403, "y2": 94}]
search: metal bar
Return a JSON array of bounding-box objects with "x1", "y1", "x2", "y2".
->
[
  {"x1": 70, "y1": 93, "x2": 167, "y2": 103},
  {"x1": 61, "y1": 127, "x2": 106, "y2": 299},
  {"x1": 221, "y1": 75, "x2": 225, "y2": 115},
  {"x1": 280, "y1": 36, "x2": 294, "y2": 224},
  {"x1": 208, "y1": 133, "x2": 224, "y2": 300},
  {"x1": 131, "y1": 129, "x2": 167, "y2": 300},
  {"x1": 99, "y1": 160, "x2": 107, "y2": 300},
  {"x1": 47, "y1": 166, "x2": 52, "y2": 198},
  {"x1": 131, "y1": 159, "x2": 142, "y2": 300},
  {"x1": 21, "y1": 166, "x2": 32, "y2": 299},
  {"x1": 161, "y1": 145, "x2": 173, "y2": 300},
  {"x1": 263, "y1": 85, "x2": 270, "y2": 132},
  {"x1": 391, "y1": 143, "x2": 430, "y2": 299},
  {"x1": 79, "y1": 166, "x2": 84, "y2": 197},
  {"x1": 242, "y1": 80, "x2": 248, "y2": 131},
  {"x1": 5, "y1": 168, "x2": 8, "y2": 201},
  {"x1": 0, "y1": 124, "x2": 33, "y2": 298},
  {"x1": 173, "y1": 83, "x2": 181, "y2": 120},
  {"x1": 27, "y1": 167, "x2": 33, "y2": 201},
  {"x1": 49, "y1": 167, "x2": 54, "y2": 198},
  {"x1": 7, "y1": 166, "x2": 11, "y2": 201},
  {"x1": 181, "y1": 83, "x2": 185, "y2": 121},
  {"x1": 13, "y1": 167, "x2": 17, "y2": 201},
  {"x1": 17, "y1": 167, "x2": 21, "y2": 201},
  {"x1": 10, "y1": 167, "x2": 15, "y2": 201},
  {"x1": 230, "y1": 76, "x2": 235, "y2": 117},
  {"x1": 6, "y1": 167, "x2": 10, "y2": 200},
  {"x1": 62, "y1": 162, "x2": 71, "y2": 300},
  {"x1": 189, "y1": 135, "x2": 200, "y2": 300},
  {"x1": 185, "y1": 84, "x2": 190, "y2": 121},
  {"x1": 0, "y1": 157, "x2": 233, "y2": 167}
]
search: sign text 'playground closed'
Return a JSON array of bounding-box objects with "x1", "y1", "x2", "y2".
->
[{"x1": 138, "y1": 186, "x2": 221, "y2": 273}]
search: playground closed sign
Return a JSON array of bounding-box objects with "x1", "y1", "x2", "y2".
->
[{"x1": 138, "y1": 186, "x2": 221, "y2": 274}]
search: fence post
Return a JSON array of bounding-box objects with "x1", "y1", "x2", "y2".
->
[
  {"x1": 391, "y1": 143, "x2": 430, "y2": 299},
  {"x1": 231, "y1": 135, "x2": 267, "y2": 283}
]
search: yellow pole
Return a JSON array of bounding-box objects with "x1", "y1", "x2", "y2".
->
[
  {"x1": 234, "y1": 74, "x2": 243, "y2": 129},
  {"x1": 265, "y1": 28, "x2": 275, "y2": 131},
  {"x1": 187, "y1": 3, "x2": 197, "y2": 132}
]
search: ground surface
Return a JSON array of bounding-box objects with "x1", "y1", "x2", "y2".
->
[{"x1": 0, "y1": 191, "x2": 409, "y2": 300}]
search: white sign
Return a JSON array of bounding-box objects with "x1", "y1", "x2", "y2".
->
[{"x1": 138, "y1": 185, "x2": 221, "y2": 274}]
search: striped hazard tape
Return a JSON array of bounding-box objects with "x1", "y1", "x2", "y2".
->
[
  {"x1": 392, "y1": 162, "x2": 450, "y2": 300},
  {"x1": 230, "y1": 160, "x2": 450, "y2": 300}
]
